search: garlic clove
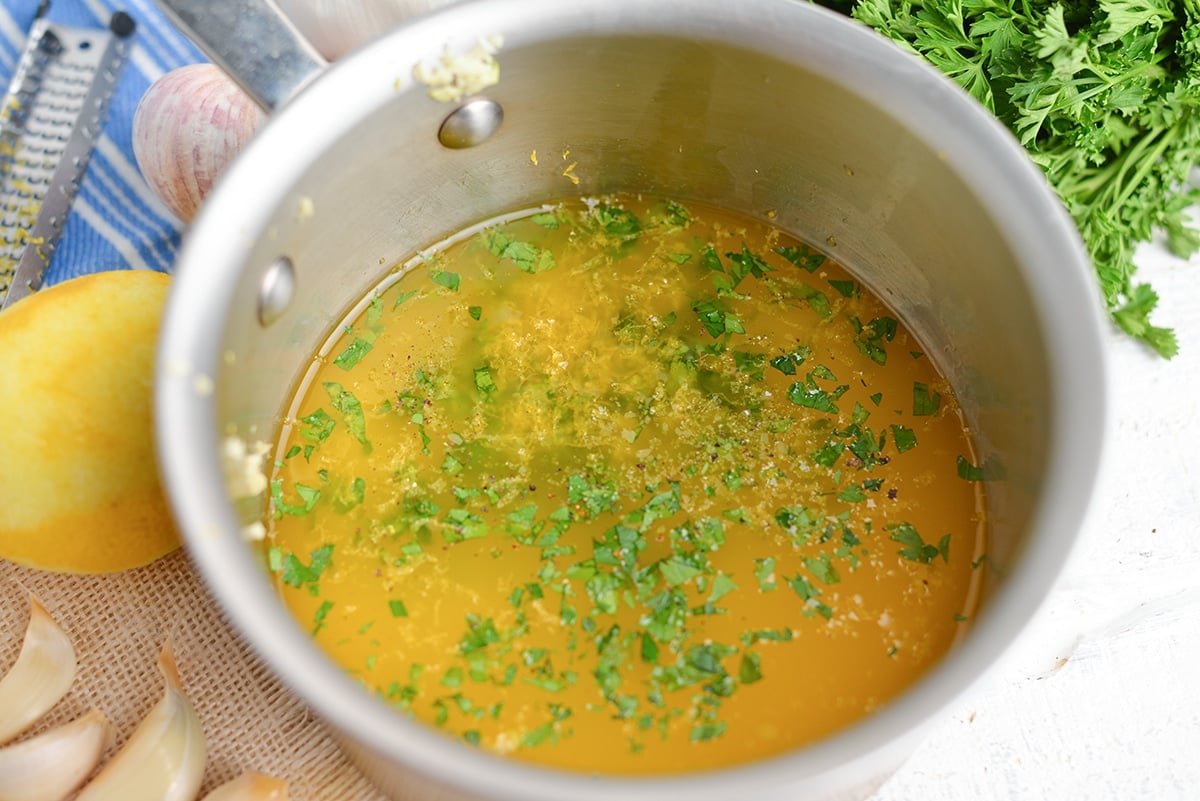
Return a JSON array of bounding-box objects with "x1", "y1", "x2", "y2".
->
[
  {"x1": 200, "y1": 771, "x2": 289, "y2": 801},
  {"x1": 0, "y1": 708, "x2": 112, "y2": 801},
  {"x1": 74, "y1": 643, "x2": 206, "y2": 801},
  {"x1": 132, "y1": 64, "x2": 265, "y2": 223},
  {"x1": 0, "y1": 596, "x2": 76, "y2": 745}
]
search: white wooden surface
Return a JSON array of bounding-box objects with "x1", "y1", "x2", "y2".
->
[{"x1": 873, "y1": 239, "x2": 1200, "y2": 800}]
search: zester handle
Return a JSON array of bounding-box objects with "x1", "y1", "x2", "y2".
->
[{"x1": 154, "y1": 0, "x2": 328, "y2": 111}]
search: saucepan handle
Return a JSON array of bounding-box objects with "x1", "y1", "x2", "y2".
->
[{"x1": 155, "y1": 0, "x2": 328, "y2": 111}]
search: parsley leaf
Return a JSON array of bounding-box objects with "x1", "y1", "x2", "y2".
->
[
  {"x1": 323, "y1": 382, "x2": 369, "y2": 447},
  {"x1": 278, "y1": 544, "x2": 334, "y2": 595},
  {"x1": 660, "y1": 557, "x2": 703, "y2": 587},
  {"x1": 829, "y1": 279, "x2": 857, "y2": 298},
  {"x1": 299, "y1": 408, "x2": 335, "y2": 445},
  {"x1": 769, "y1": 346, "x2": 811, "y2": 376},
  {"x1": 957, "y1": 454, "x2": 1006, "y2": 481},
  {"x1": 888, "y1": 522, "x2": 951, "y2": 564},
  {"x1": 890, "y1": 424, "x2": 918, "y2": 453},
  {"x1": 774, "y1": 244, "x2": 826, "y2": 272},
  {"x1": 593, "y1": 204, "x2": 642, "y2": 240},
  {"x1": 912, "y1": 381, "x2": 942, "y2": 416},
  {"x1": 566, "y1": 473, "x2": 619, "y2": 518},
  {"x1": 692, "y1": 298, "x2": 745, "y2": 338},
  {"x1": 657, "y1": 200, "x2": 692, "y2": 227},
  {"x1": 459, "y1": 614, "x2": 501, "y2": 654},
  {"x1": 484, "y1": 230, "x2": 556, "y2": 273},
  {"x1": 852, "y1": 0, "x2": 1197, "y2": 356},
  {"x1": 733, "y1": 351, "x2": 766, "y2": 380},
  {"x1": 641, "y1": 632, "x2": 660, "y2": 662},
  {"x1": 837, "y1": 484, "x2": 868, "y2": 503},
  {"x1": 334, "y1": 476, "x2": 366, "y2": 511},
  {"x1": 738, "y1": 652, "x2": 764, "y2": 684},
  {"x1": 804, "y1": 553, "x2": 841, "y2": 585},
  {"x1": 787, "y1": 371, "x2": 849, "y2": 414},
  {"x1": 811, "y1": 438, "x2": 845, "y2": 467},
  {"x1": 700, "y1": 246, "x2": 724, "y2": 273},
  {"x1": 333, "y1": 337, "x2": 373, "y2": 371},
  {"x1": 790, "y1": 282, "x2": 833, "y2": 320},
  {"x1": 753, "y1": 557, "x2": 777, "y2": 592},
  {"x1": 271, "y1": 479, "x2": 321, "y2": 517},
  {"x1": 850, "y1": 315, "x2": 898, "y2": 365},
  {"x1": 474, "y1": 365, "x2": 497, "y2": 397},
  {"x1": 430, "y1": 268, "x2": 461, "y2": 291},
  {"x1": 393, "y1": 289, "x2": 418, "y2": 308},
  {"x1": 708, "y1": 573, "x2": 739, "y2": 604},
  {"x1": 690, "y1": 721, "x2": 727, "y2": 742},
  {"x1": 725, "y1": 246, "x2": 774, "y2": 286}
]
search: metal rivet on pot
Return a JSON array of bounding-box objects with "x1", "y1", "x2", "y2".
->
[
  {"x1": 257, "y1": 256, "x2": 295, "y2": 327},
  {"x1": 438, "y1": 97, "x2": 504, "y2": 149}
]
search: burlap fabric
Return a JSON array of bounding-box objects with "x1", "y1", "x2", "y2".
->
[{"x1": 0, "y1": 549, "x2": 388, "y2": 800}]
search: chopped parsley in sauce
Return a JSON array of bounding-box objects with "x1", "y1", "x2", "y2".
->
[{"x1": 266, "y1": 196, "x2": 984, "y2": 774}]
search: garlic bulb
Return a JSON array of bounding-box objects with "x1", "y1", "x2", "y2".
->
[
  {"x1": 0, "y1": 708, "x2": 112, "y2": 801},
  {"x1": 132, "y1": 64, "x2": 265, "y2": 224},
  {"x1": 200, "y1": 772, "x2": 289, "y2": 801},
  {"x1": 74, "y1": 644, "x2": 206, "y2": 801},
  {"x1": 274, "y1": 0, "x2": 457, "y2": 60},
  {"x1": 0, "y1": 596, "x2": 76, "y2": 745}
]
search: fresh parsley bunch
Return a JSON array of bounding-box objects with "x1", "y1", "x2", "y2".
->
[{"x1": 850, "y1": 0, "x2": 1200, "y2": 357}]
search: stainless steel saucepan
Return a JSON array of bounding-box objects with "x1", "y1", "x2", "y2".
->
[{"x1": 155, "y1": 1, "x2": 1108, "y2": 799}]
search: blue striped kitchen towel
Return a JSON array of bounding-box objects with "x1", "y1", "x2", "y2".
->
[{"x1": 0, "y1": 0, "x2": 205, "y2": 283}]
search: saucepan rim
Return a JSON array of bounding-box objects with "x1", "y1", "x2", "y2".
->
[{"x1": 156, "y1": 1, "x2": 1107, "y2": 799}]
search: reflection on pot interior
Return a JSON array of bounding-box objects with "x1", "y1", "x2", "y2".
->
[{"x1": 264, "y1": 196, "x2": 986, "y2": 774}]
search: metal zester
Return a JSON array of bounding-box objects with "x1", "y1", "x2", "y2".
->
[{"x1": 0, "y1": 7, "x2": 135, "y2": 310}]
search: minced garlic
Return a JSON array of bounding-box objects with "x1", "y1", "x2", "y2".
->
[{"x1": 412, "y1": 35, "x2": 503, "y2": 103}]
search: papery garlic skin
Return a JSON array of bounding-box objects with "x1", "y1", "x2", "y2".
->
[
  {"x1": 132, "y1": 64, "x2": 265, "y2": 223},
  {"x1": 0, "y1": 708, "x2": 112, "y2": 801},
  {"x1": 74, "y1": 644, "x2": 206, "y2": 801},
  {"x1": 201, "y1": 771, "x2": 289, "y2": 801},
  {"x1": 0, "y1": 597, "x2": 76, "y2": 745}
]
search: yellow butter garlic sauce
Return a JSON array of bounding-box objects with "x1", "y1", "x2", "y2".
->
[{"x1": 266, "y1": 196, "x2": 985, "y2": 774}]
